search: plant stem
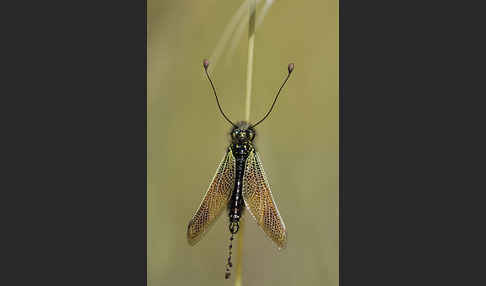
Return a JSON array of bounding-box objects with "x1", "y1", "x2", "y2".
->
[
  {"x1": 236, "y1": 2, "x2": 256, "y2": 286},
  {"x1": 244, "y1": 0, "x2": 256, "y2": 122}
]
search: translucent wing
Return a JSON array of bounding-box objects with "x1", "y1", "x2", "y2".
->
[
  {"x1": 187, "y1": 148, "x2": 235, "y2": 246},
  {"x1": 242, "y1": 149, "x2": 287, "y2": 249}
]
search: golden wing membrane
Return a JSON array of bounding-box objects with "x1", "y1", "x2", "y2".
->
[
  {"x1": 242, "y1": 149, "x2": 287, "y2": 249},
  {"x1": 187, "y1": 148, "x2": 235, "y2": 246}
]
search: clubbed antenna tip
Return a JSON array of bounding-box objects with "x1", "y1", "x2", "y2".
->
[
  {"x1": 288, "y1": 63, "x2": 294, "y2": 74},
  {"x1": 251, "y1": 62, "x2": 294, "y2": 128},
  {"x1": 251, "y1": 63, "x2": 294, "y2": 127},
  {"x1": 202, "y1": 58, "x2": 236, "y2": 127}
]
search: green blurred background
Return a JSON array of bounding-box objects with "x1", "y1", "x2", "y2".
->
[{"x1": 148, "y1": 0, "x2": 338, "y2": 285}]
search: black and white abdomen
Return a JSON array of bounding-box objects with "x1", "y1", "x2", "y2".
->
[{"x1": 228, "y1": 142, "x2": 253, "y2": 233}]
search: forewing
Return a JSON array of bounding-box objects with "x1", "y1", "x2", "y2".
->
[
  {"x1": 187, "y1": 148, "x2": 235, "y2": 246},
  {"x1": 242, "y1": 149, "x2": 287, "y2": 249}
]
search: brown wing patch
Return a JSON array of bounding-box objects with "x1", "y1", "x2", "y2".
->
[
  {"x1": 187, "y1": 148, "x2": 235, "y2": 246},
  {"x1": 242, "y1": 149, "x2": 287, "y2": 249}
]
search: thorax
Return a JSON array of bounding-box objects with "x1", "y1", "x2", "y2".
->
[{"x1": 230, "y1": 142, "x2": 253, "y2": 161}]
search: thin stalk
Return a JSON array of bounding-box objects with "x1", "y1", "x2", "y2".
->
[
  {"x1": 236, "y1": 1, "x2": 256, "y2": 286},
  {"x1": 244, "y1": 0, "x2": 256, "y2": 122}
]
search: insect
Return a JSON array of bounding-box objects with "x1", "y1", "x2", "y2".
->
[{"x1": 187, "y1": 59, "x2": 294, "y2": 279}]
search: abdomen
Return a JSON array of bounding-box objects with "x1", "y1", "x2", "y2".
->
[{"x1": 229, "y1": 157, "x2": 245, "y2": 224}]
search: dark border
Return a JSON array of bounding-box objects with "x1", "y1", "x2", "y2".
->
[
  {"x1": 3, "y1": 0, "x2": 147, "y2": 284},
  {"x1": 340, "y1": 0, "x2": 483, "y2": 285}
]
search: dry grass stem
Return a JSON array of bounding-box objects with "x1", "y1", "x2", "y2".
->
[
  {"x1": 236, "y1": 1, "x2": 256, "y2": 285},
  {"x1": 244, "y1": 0, "x2": 256, "y2": 122}
]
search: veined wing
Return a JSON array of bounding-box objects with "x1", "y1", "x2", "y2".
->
[
  {"x1": 242, "y1": 149, "x2": 287, "y2": 249},
  {"x1": 187, "y1": 148, "x2": 235, "y2": 246}
]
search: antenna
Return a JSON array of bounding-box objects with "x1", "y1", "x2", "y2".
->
[
  {"x1": 251, "y1": 63, "x2": 294, "y2": 128},
  {"x1": 203, "y1": 59, "x2": 236, "y2": 127}
]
